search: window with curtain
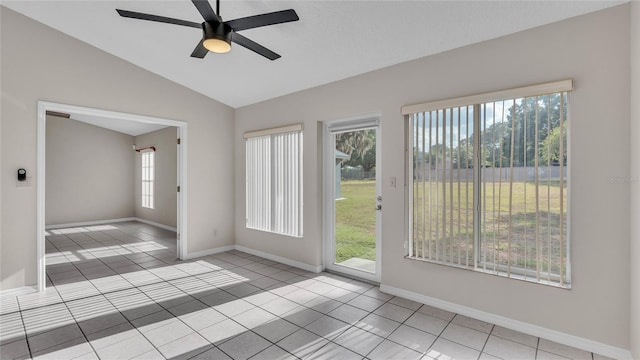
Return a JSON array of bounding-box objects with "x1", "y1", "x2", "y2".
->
[
  {"x1": 141, "y1": 151, "x2": 154, "y2": 209},
  {"x1": 245, "y1": 124, "x2": 303, "y2": 237},
  {"x1": 404, "y1": 80, "x2": 571, "y2": 288}
]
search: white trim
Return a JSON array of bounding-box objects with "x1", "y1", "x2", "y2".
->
[
  {"x1": 183, "y1": 245, "x2": 236, "y2": 260},
  {"x1": 322, "y1": 114, "x2": 382, "y2": 283},
  {"x1": 327, "y1": 117, "x2": 380, "y2": 133},
  {"x1": 401, "y1": 79, "x2": 573, "y2": 115},
  {"x1": 45, "y1": 217, "x2": 137, "y2": 230},
  {"x1": 379, "y1": 284, "x2": 632, "y2": 360},
  {"x1": 177, "y1": 126, "x2": 188, "y2": 260},
  {"x1": 243, "y1": 123, "x2": 303, "y2": 139},
  {"x1": 45, "y1": 218, "x2": 177, "y2": 232},
  {"x1": 132, "y1": 218, "x2": 177, "y2": 232},
  {"x1": 235, "y1": 245, "x2": 323, "y2": 273},
  {"x1": 37, "y1": 103, "x2": 46, "y2": 292},
  {"x1": 325, "y1": 262, "x2": 379, "y2": 283},
  {"x1": 37, "y1": 101, "x2": 188, "y2": 292},
  {"x1": 0, "y1": 286, "x2": 37, "y2": 299}
]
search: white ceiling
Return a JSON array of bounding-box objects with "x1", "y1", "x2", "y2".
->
[
  {"x1": 3, "y1": 0, "x2": 626, "y2": 109},
  {"x1": 70, "y1": 113, "x2": 170, "y2": 137},
  {"x1": 47, "y1": 111, "x2": 170, "y2": 136}
]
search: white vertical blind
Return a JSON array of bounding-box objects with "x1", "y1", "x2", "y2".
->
[
  {"x1": 246, "y1": 135, "x2": 271, "y2": 231},
  {"x1": 246, "y1": 126, "x2": 303, "y2": 237},
  {"x1": 410, "y1": 107, "x2": 475, "y2": 267},
  {"x1": 407, "y1": 81, "x2": 570, "y2": 287}
]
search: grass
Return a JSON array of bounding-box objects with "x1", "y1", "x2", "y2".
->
[
  {"x1": 412, "y1": 180, "x2": 567, "y2": 276},
  {"x1": 335, "y1": 180, "x2": 376, "y2": 263},
  {"x1": 334, "y1": 178, "x2": 568, "y2": 280}
]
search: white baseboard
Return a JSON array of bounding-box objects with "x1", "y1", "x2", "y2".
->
[
  {"x1": 379, "y1": 284, "x2": 632, "y2": 360},
  {"x1": 184, "y1": 245, "x2": 236, "y2": 260},
  {"x1": 0, "y1": 286, "x2": 37, "y2": 299},
  {"x1": 234, "y1": 245, "x2": 323, "y2": 273},
  {"x1": 46, "y1": 217, "x2": 176, "y2": 232},
  {"x1": 133, "y1": 218, "x2": 177, "y2": 232},
  {"x1": 181, "y1": 244, "x2": 322, "y2": 274},
  {"x1": 45, "y1": 217, "x2": 137, "y2": 230}
]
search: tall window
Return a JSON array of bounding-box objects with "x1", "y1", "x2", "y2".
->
[
  {"x1": 141, "y1": 151, "x2": 154, "y2": 209},
  {"x1": 245, "y1": 124, "x2": 303, "y2": 237},
  {"x1": 405, "y1": 80, "x2": 571, "y2": 287}
]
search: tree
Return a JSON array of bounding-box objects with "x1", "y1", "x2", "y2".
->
[
  {"x1": 452, "y1": 137, "x2": 474, "y2": 168},
  {"x1": 337, "y1": 129, "x2": 376, "y2": 171},
  {"x1": 540, "y1": 122, "x2": 567, "y2": 166},
  {"x1": 485, "y1": 93, "x2": 567, "y2": 167}
]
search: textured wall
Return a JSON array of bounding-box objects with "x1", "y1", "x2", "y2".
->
[
  {"x1": 46, "y1": 116, "x2": 135, "y2": 225},
  {"x1": 134, "y1": 127, "x2": 178, "y2": 228},
  {"x1": 236, "y1": 4, "x2": 631, "y2": 350},
  {"x1": 1, "y1": 6, "x2": 235, "y2": 290}
]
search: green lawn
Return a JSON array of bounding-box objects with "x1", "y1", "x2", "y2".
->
[
  {"x1": 412, "y1": 180, "x2": 567, "y2": 275},
  {"x1": 335, "y1": 180, "x2": 376, "y2": 263},
  {"x1": 334, "y1": 178, "x2": 568, "y2": 277}
]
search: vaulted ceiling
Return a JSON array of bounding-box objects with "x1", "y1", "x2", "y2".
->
[{"x1": 3, "y1": 1, "x2": 625, "y2": 108}]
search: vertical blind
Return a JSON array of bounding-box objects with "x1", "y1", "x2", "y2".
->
[
  {"x1": 404, "y1": 80, "x2": 571, "y2": 287},
  {"x1": 245, "y1": 124, "x2": 303, "y2": 237}
]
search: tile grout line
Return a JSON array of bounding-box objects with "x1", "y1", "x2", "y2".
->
[
  {"x1": 15, "y1": 296, "x2": 34, "y2": 359},
  {"x1": 39, "y1": 263, "x2": 100, "y2": 359},
  {"x1": 72, "y1": 248, "x2": 177, "y2": 359},
  {"x1": 477, "y1": 323, "x2": 496, "y2": 360},
  {"x1": 360, "y1": 296, "x2": 422, "y2": 359},
  {"x1": 39, "y1": 221, "x2": 597, "y2": 360},
  {"x1": 50, "y1": 224, "x2": 183, "y2": 359}
]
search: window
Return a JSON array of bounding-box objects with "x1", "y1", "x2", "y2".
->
[
  {"x1": 141, "y1": 151, "x2": 154, "y2": 209},
  {"x1": 404, "y1": 80, "x2": 571, "y2": 287},
  {"x1": 245, "y1": 124, "x2": 303, "y2": 237}
]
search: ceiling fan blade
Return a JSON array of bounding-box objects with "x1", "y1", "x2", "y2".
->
[
  {"x1": 190, "y1": 40, "x2": 208, "y2": 58},
  {"x1": 191, "y1": 0, "x2": 220, "y2": 23},
  {"x1": 226, "y1": 9, "x2": 299, "y2": 32},
  {"x1": 116, "y1": 9, "x2": 201, "y2": 29},
  {"x1": 231, "y1": 33, "x2": 280, "y2": 60}
]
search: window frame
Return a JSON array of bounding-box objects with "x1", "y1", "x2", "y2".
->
[
  {"x1": 245, "y1": 124, "x2": 304, "y2": 238},
  {"x1": 403, "y1": 80, "x2": 572, "y2": 288},
  {"x1": 141, "y1": 150, "x2": 154, "y2": 209}
]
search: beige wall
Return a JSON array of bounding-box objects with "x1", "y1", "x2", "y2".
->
[
  {"x1": 46, "y1": 118, "x2": 178, "y2": 229},
  {"x1": 134, "y1": 127, "x2": 178, "y2": 228},
  {"x1": 629, "y1": 1, "x2": 639, "y2": 358},
  {"x1": 236, "y1": 4, "x2": 631, "y2": 350},
  {"x1": 0, "y1": 6, "x2": 235, "y2": 290},
  {"x1": 45, "y1": 116, "x2": 135, "y2": 225}
]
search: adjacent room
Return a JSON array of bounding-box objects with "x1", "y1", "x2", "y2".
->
[
  {"x1": 44, "y1": 112, "x2": 181, "y2": 287},
  {"x1": 1, "y1": 1, "x2": 639, "y2": 360}
]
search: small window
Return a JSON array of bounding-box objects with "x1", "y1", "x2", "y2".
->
[
  {"x1": 141, "y1": 151, "x2": 154, "y2": 209},
  {"x1": 245, "y1": 124, "x2": 303, "y2": 237},
  {"x1": 404, "y1": 80, "x2": 571, "y2": 288}
]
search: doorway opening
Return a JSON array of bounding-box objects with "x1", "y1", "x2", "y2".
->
[
  {"x1": 323, "y1": 115, "x2": 381, "y2": 282},
  {"x1": 36, "y1": 101, "x2": 188, "y2": 292}
]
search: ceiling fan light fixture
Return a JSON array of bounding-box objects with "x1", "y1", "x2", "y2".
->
[
  {"x1": 203, "y1": 38, "x2": 231, "y2": 53},
  {"x1": 202, "y1": 22, "x2": 231, "y2": 53}
]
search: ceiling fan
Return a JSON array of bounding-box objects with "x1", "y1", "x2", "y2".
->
[{"x1": 116, "y1": 0, "x2": 299, "y2": 60}]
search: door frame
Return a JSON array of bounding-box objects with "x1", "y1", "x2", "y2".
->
[
  {"x1": 322, "y1": 114, "x2": 381, "y2": 283},
  {"x1": 36, "y1": 101, "x2": 188, "y2": 292}
]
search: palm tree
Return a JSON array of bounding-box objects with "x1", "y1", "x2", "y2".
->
[{"x1": 335, "y1": 129, "x2": 375, "y2": 161}]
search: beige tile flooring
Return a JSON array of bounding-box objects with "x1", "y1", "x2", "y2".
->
[{"x1": 0, "y1": 221, "x2": 613, "y2": 360}]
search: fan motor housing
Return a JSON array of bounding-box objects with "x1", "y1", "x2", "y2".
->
[{"x1": 203, "y1": 21, "x2": 232, "y2": 44}]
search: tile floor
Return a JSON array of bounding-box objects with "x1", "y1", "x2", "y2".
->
[{"x1": 0, "y1": 221, "x2": 612, "y2": 360}]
